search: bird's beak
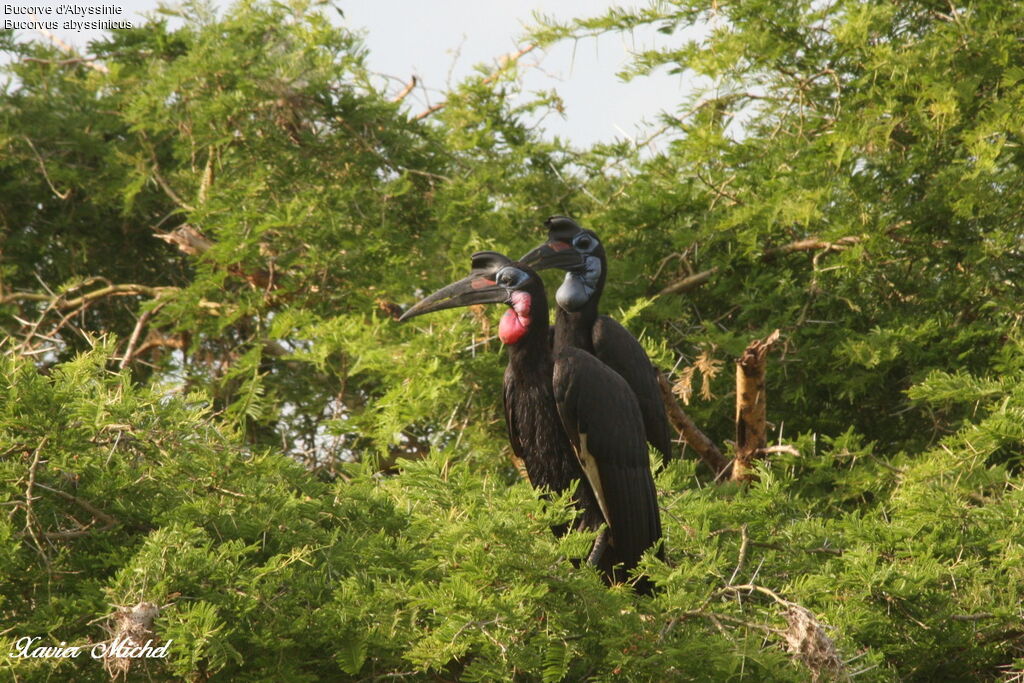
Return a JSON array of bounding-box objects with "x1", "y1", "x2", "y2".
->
[
  {"x1": 519, "y1": 241, "x2": 581, "y2": 271},
  {"x1": 399, "y1": 273, "x2": 507, "y2": 322}
]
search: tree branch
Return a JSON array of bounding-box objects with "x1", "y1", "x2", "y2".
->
[
  {"x1": 21, "y1": 136, "x2": 71, "y2": 199},
  {"x1": 34, "y1": 482, "x2": 118, "y2": 528},
  {"x1": 19, "y1": 439, "x2": 50, "y2": 565},
  {"x1": 415, "y1": 44, "x2": 536, "y2": 120},
  {"x1": 658, "y1": 267, "x2": 718, "y2": 296},
  {"x1": 658, "y1": 235, "x2": 864, "y2": 296},
  {"x1": 150, "y1": 161, "x2": 195, "y2": 211},
  {"x1": 1, "y1": 283, "x2": 175, "y2": 310},
  {"x1": 655, "y1": 369, "x2": 731, "y2": 477},
  {"x1": 760, "y1": 236, "x2": 862, "y2": 262},
  {"x1": 32, "y1": 24, "x2": 109, "y2": 73},
  {"x1": 391, "y1": 75, "x2": 418, "y2": 103},
  {"x1": 119, "y1": 300, "x2": 170, "y2": 370},
  {"x1": 22, "y1": 56, "x2": 107, "y2": 69}
]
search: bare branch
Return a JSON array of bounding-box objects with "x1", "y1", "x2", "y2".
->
[
  {"x1": 391, "y1": 75, "x2": 418, "y2": 103},
  {"x1": 198, "y1": 150, "x2": 216, "y2": 206},
  {"x1": 658, "y1": 267, "x2": 718, "y2": 296},
  {"x1": 150, "y1": 162, "x2": 195, "y2": 211},
  {"x1": 758, "y1": 444, "x2": 800, "y2": 457},
  {"x1": 659, "y1": 235, "x2": 864, "y2": 296},
  {"x1": 21, "y1": 136, "x2": 71, "y2": 200},
  {"x1": 132, "y1": 331, "x2": 188, "y2": 359},
  {"x1": 60, "y1": 284, "x2": 173, "y2": 310},
  {"x1": 34, "y1": 482, "x2": 118, "y2": 528},
  {"x1": 415, "y1": 44, "x2": 536, "y2": 120},
  {"x1": 119, "y1": 300, "x2": 170, "y2": 370},
  {"x1": 414, "y1": 103, "x2": 445, "y2": 121},
  {"x1": 949, "y1": 613, "x2": 997, "y2": 622},
  {"x1": 21, "y1": 56, "x2": 109, "y2": 70},
  {"x1": 32, "y1": 24, "x2": 109, "y2": 73},
  {"x1": 727, "y1": 523, "x2": 750, "y2": 585},
  {"x1": 761, "y1": 236, "x2": 863, "y2": 262},
  {"x1": 153, "y1": 224, "x2": 213, "y2": 257},
  {"x1": 22, "y1": 438, "x2": 50, "y2": 565},
  {"x1": 656, "y1": 369, "x2": 731, "y2": 476},
  {"x1": 1, "y1": 283, "x2": 175, "y2": 310}
]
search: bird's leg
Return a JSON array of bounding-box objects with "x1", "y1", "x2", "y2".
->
[{"x1": 587, "y1": 528, "x2": 609, "y2": 567}]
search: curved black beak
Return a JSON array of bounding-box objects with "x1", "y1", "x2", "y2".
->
[
  {"x1": 519, "y1": 241, "x2": 582, "y2": 272},
  {"x1": 399, "y1": 273, "x2": 507, "y2": 322}
]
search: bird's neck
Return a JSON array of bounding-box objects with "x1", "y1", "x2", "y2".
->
[
  {"x1": 554, "y1": 297, "x2": 598, "y2": 355},
  {"x1": 502, "y1": 290, "x2": 550, "y2": 365}
]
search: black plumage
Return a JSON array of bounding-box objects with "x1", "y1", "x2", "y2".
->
[
  {"x1": 400, "y1": 252, "x2": 662, "y2": 590},
  {"x1": 522, "y1": 216, "x2": 675, "y2": 468}
]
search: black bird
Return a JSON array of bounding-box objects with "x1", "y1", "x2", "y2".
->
[
  {"x1": 521, "y1": 216, "x2": 675, "y2": 468},
  {"x1": 400, "y1": 252, "x2": 662, "y2": 590}
]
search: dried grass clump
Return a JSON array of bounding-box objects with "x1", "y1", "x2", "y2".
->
[
  {"x1": 783, "y1": 604, "x2": 848, "y2": 682},
  {"x1": 102, "y1": 601, "x2": 160, "y2": 680}
]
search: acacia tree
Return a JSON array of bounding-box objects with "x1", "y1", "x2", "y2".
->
[
  {"x1": 2, "y1": 0, "x2": 1024, "y2": 680},
  {"x1": 1, "y1": 0, "x2": 578, "y2": 472},
  {"x1": 533, "y1": 0, "x2": 1024, "y2": 459}
]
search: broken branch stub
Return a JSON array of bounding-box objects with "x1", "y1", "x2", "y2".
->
[{"x1": 732, "y1": 329, "x2": 781, "y2": 482}]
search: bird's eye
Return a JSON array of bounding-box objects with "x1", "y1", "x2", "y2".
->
[
  {"x1": 573, "y1": 234, "x2": 596, "y2": 251},
  {"x1": 496, "y1": 267, "x2": 524, "y2": 287}
]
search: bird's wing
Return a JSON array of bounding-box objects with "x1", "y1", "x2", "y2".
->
[
  {"x1": 592, "y1": 315, "x2": 674, "y2": 465},
  {"x1": 552, "y1": 347, "x2": 663, "y2": 577},
  {"x1": 503, "y1": 371, "x2": 529, "y2": 476}
]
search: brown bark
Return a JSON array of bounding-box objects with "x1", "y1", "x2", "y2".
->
[
  {"x1": 732, "y1": 329, "x2": 780, "y2": 482},
  {"x1": 0, "y1": 283, "x2": 175, "y2": 309},
  {"x1": 391, "y1": 76, "x2": 418, "y2": 103},
  {"x1": 760, "y1": 236, "x2": 862, "y2": 261},
  {"x1": 656, "y1": 369, "x2": 731, "y2": 478},
  {"x1": 658, "y1": 267, "x2": 719, "y2": 296}
]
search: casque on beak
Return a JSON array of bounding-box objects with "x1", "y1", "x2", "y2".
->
[
  {"x1": 398, "y1": 274, "x2": 507, "y2": 322},
  {"x1": 519, "y1": 241, "x2": 583, "y2": 272},
  {"x1": 399, "y1": 251, "x2": 518, "y2": 322}
]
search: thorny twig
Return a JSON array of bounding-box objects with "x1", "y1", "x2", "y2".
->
[
  {"x1": 658, "y1": 235, "x2": 864, "y2": 296},
  {"x1": 415, "y1": 44, "x2": 536, "y2": 120},
  {"x1": 21, "y1": 439, "x2": 50, "y2": 565},
  {"x1": 34, "y1": 483, "x2": 118, "y2": 528},
  {"x1": 21, "y1": 136, "x2": 71, "y2": 199},
  {"x1": 119, "y1": 300, "x2": 170, "y2": 370},
  {"x1": 4, "y1": 278, "x2": 178, "y2": 358},
  {"x1": 727, "y1": 523, "x2": 750, "y2": 585},
  {"x1": 655, "y1": 369, "x2": 730, "y2": 475},
  {"x1": 33, "y1": 24, "x2": 109, "y2": 73}
]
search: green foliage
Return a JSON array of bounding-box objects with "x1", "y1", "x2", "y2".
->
[
  {"x1": 3, "y1": 0, "x2": 1024, "y2": 679},
  {"x1": 533, "y1": 0, "x2": 1024, "y2": 457},
  {"x1": 3, "y1": 347, "x2": 1023, "y2": 680}
]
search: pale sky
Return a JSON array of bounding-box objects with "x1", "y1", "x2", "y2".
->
[
  {"x1": 344, "y1": 1, "x2": 688, "y2": 149},
  {"x1": 4, "y1": 0, "x2": 692, "y2": 150}
]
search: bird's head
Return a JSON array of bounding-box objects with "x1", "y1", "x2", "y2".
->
[
  {"x1": 399, "y1": 250, "x2": 581, "y2": 344},
  {"x1": 520, "y1": 216, "x2": 606, "y2": 312}
]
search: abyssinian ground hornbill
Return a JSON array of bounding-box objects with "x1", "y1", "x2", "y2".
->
[
  {"x1": 400, "y1": 251, "x2": 662, "y2": 591},
  {"x1": 522, "y1": 216, "x2": 674, "y2": 469}
]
